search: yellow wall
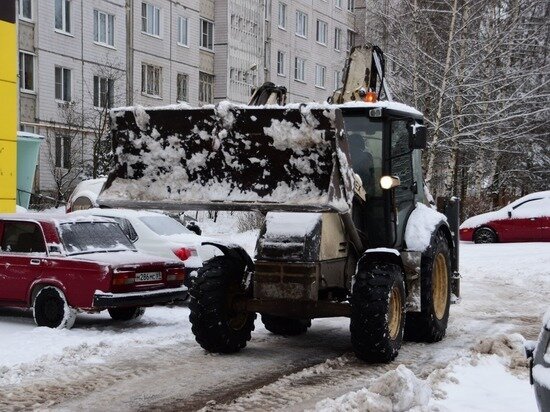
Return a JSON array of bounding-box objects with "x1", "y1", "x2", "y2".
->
[{"x1": 0, "y1": 2, "x2": 17, "y2": 213}]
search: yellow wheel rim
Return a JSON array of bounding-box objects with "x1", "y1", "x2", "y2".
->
[
  {"x1": 433, "y1": 253, "x2": 449, "y2": 320},
  {"x1": 388, "y1": 286, "x2": 403, "y2": 340}
]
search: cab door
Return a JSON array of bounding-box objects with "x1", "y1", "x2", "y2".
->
[{"x1": 389, "y1": 120, "x2": 416, "y2": 247}]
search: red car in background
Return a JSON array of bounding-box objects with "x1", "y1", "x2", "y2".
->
[
  {"x1": 0, "y1": 214, "x2": 187, "y2": 328},
  {"x1": 459, "y1": 191, "x2": 550, "y2": 243}
]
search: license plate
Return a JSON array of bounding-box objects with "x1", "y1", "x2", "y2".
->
[{"x1": 135, "y1": 271, "x2": 162, "y2": 282}]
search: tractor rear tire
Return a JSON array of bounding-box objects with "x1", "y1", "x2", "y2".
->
[
  {"x1": 261, "y1": 314, "x2": 311, "y2": 336},
  {"x1": 405, "y1": 232, "x2": 451, "y2": 342},
  {"x1": 189, "y1": 256, "x2": 256, "y2": 354},
  {"x1": 350, "y1": 262, "x2": 406, "y2": 363}
]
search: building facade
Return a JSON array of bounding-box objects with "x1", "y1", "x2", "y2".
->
[{"x1": 16, "y1": 0, "x2": 362, "y2": 197}]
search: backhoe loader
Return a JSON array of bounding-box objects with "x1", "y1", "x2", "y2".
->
[{"x1": 98, "y1": 44, "x2": 460, "y2": 363}]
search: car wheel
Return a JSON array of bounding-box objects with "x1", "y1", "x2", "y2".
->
[
  {"x1": 473, "y1": 227, "x2": 498, "y2": 244},
  {"x1": 108, "y1": 307, "x2": 145, "y2": 321},
  {"x1": 33, "y1": 286, "x2": 77, "y2": 329}
]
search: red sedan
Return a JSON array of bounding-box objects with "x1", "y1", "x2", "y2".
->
[
  {"x1": 459, "y1": 191, "x2": 550, "y2": 243},
  {"x1": 0, "y1": 214, "x2": 187, "y2": 328}
]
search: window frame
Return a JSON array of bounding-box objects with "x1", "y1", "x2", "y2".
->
[
  {"x1": 178, "y1": 16, "x2": 189, "y2": 47},
  {"x1": 93, "y1": 75, "x2": 114, "y2": 109},
  {"x1": 19, "y1": 51, "x2": 35, "y2": 93},
  {"x1": 54, "y1": 0, "x2": 71, "y2": 34},
  {"x1": 334, "y1": 70, "x2": 342, "y2": 91},
  {"x1": 278, "y1": 2, "x2": 286, "y2": 29},
  {"x1": 141, "y1": 63, "x2": 162, "y2": 98},
  {"x1": 347, "y1": 0, "x2": 355, "y2": 12},
  {"x1": 19, "y1": 0, "x2": 32, "y2": 21},
  {"x1": 294, "y1": 57, "x2": 306, "y2": 82},
  {"x1": 346, "y1": 29, "x2": 355, "y2": 52},
  {"x1": 295, "y1": 10, "x2": 308, "y2": 38},
  {"x1": 54, "y1": 66, "x2": 72, "y2": 102},
  {"x1": 141, "y1": 2, "x2": 161, "y2": 37},
  {"x1": 176, "y1": 72, "x2": 189, "y2": 103},
  {"x1": 55, "y1": 134, "x2": 72, "y2": 169},
  {"x1": 198, "y1": 71, "x2": 214, "y2": 105},
  {"x1": 335, "y1": 0, "x2": 342, "y2": 9},
  {"x1": 334, "y1": 27, "x2": 341, "y2": 51},
  {"x1": 315, "y1": 64, "x2": 326, "y2": 89},
  {"x1": 0, "y1": 221, "x2": 47, "y2": 255},
  {"x1": 200, "y1": 18, "x2": 214, "y2": 51},
  {"x1": 316, "y1": 19, "x2": 328, "y2": 45},
  {"x1": 276, "y1": 50, "x2": 286, "y2": 76},
  {"x1": 93, "y1": 9, "x2": 115, "y2": 47}
]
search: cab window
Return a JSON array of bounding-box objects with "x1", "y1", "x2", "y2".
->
[{"x1": 1, "y1": 221, "x2": 46, "y2": 253}]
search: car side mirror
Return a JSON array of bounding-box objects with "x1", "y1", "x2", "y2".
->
[
  {"x1": 507, "y1": 210, "x2": 512, "y2": 218},
  {"x1": 186, "y1": 222, "x2": 202, "y2": 236},
  {"x1": 407, "y1": 121, "x2": 427, "y2": 149},
  {"x1": 48, "y1": 245, "x2": 63, "y2": 255}
]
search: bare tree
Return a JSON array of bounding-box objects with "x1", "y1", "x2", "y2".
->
[{"x1": 45, "y1": 101, "x2": 86, "y2": 205}]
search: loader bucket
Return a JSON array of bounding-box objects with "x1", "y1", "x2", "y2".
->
[{"x1": 98, "y1": 103, "x2": 354, "y2": 213}]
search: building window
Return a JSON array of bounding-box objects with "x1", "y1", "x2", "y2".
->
[
  {"x1": 19, "y1": 52, "x2": 34, "y2": 92},
  {"x1": 55, "y1": 135, "x2": 71, "y2": 169},
  {"x1": 335, "y1": 0, "x2": 342, "y2": 9},
  {"x1": 200, "y1": 19, "x2": 214, "y2": 50},
  {"x1": 264, "y1": 0, "x2": 271, "y2": 20},
  {"x1": 176, "y1": 73, "x2": 189, "y2": 102},
  {"x1": 178, "y1": 16, "x2": 188, "y2": 46},
  {"x1": 316, "y1": 20, "x2": 327, "y2": 45},
  {"x1": 295, "y1": 10, "x2": 307, "y2": 38},
  {"x1": 55, "y1": 67, "x2": 71, "y2": 101},
  {"x1": 347, "y1": 0, "x2": 355, "y2": 12},
  {"x1": 346, "y1": 29, "x2": 355, "y2": 51},
  {"x1": 315, "y1": 64, "x2": 326, "y2": 88},
  {"x1": 294, "y1": 57, "x2": 305, "y2": 82},
  {"x1": 198, "y1": 72, "x2": 214, "y2": 105},
  {"x1": 141, "y1": 2, "x2": 161, "y2": 36},
  {"x1": 93, "y1": 10, "x2": 114, "y2": 46},
  {"x1": 141, "y1": 63, "x2": 162, "y2": 97},
  {"x1": 19, "y1": 0, "x2": 32, "y2": 20},
  {"x1": 334, "y1": 70, "x2": 342, "y2": 90},
  {"x1": 278, "y1": 2, "x2": 286, "y2": 29},
  {"x1": 334, "y1": 27, "x2": 341, "y2": 50},
  {"x1": 55, "y1": 0, "x2": 71, "y2": 33},
  {"x1": 277, "y1": 51, "x2": 285, "y2": 76},
  {"x1": 93, "y1": 76, "x2": 114, "y2": 108}
]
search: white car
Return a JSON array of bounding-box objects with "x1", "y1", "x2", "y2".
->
[
  {"x1": 69, "y1": 209, "x2": 219, "y2": 273},
  {"x1": 66, "y1": 178, "x2": 107, "y2": 212}
]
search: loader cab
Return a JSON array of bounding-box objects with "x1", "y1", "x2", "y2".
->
[{"x1": 342, "y1": 106, "x2": 425, "y2": 249}]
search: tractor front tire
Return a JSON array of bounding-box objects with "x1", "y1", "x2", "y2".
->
[
  {"x1": 189, "y1": 256, "x2": 256, "y2": 354},
  {"x1": 261, "y1": 314, "x2": 311, "y2": 336},
  {"x1": 350, "y1": 262, "x2": 406, "y2": 363},
  {"x1": 405, "y1": 232, "x2": 452, "y2": 342}
]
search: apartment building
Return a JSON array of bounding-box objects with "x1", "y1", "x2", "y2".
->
[{"x1": 16, "y1": 0, "x2": 363, "y2": 197}]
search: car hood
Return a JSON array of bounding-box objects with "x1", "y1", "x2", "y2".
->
[
  {"x1": 460, "y1": 210, "x2": 505, "y2": 229},
  {"x1": 70, "y1": 250, "x2": 181, "y2": 267}
]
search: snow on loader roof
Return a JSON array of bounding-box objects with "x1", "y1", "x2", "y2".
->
[{"x1": 98, "y1": 102, "x2": 357, "y2": 213}]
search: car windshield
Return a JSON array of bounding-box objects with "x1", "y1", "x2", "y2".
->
[
  {"x1": 139, "y1": 215, "x2": 192, "y2": 236},
  {"x1": 59, "y1": 221, "x2": 135, "y2": 255}
]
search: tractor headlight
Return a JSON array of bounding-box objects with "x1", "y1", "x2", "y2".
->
[{"x1": 380, "y1": 176, "x2": 401, "y2": 190}]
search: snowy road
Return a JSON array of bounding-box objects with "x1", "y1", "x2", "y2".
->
[{"x1": 0, "y1": 242, "x2": 548, "y2": 411}]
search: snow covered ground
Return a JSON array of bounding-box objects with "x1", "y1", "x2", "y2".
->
[{"x1": 0, "y1": 214, "x2": 548, "y2": 411}]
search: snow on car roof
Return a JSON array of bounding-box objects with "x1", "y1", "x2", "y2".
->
[{"x1": 0, "y1": 212, "x2": 115, "y2": 225}]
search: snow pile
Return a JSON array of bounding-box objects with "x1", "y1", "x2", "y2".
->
[
  {"x1": 472, "y1": 334, "x2": 528, "y2": 370},
  {"x1": 404, "y1": 203, "x2": 447, "y2": 251},
  {"x1": 460, "y1": 190, "x2": 550, "y2": 229},
  {"x1": 314, "y1": 365, "x2": 432, "y2": 412}
]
